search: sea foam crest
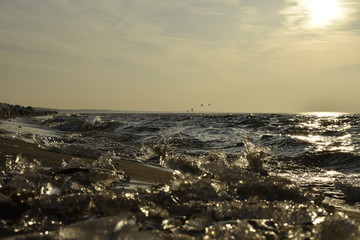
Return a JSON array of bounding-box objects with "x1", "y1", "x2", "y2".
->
[
  {"x1": 159, "y1": 139, "x2": 272, "y2": 179},
  {"x1": 234, "y1": 139, "x2": 272, "y2": 175},
  {"x1": 0, "y1": 142, "x2": 356, "y2": 239},
  {"x1": 5, "y1": 154, "x2": 42, "y2": 176},
  {"x1": 40, "y1": 114, "x2": 120, "y2": 134},
  {"x1": 92, "y1": 115, "x2": 103, "y2": 124}
]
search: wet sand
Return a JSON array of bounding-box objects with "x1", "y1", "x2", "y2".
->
[{"x1": 0, "y1": 137, "x2": 172, "y2": 184}]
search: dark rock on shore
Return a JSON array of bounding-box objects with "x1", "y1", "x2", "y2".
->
[{"x1": 0, "y1": 103, "x2": 57, "y2": 119}]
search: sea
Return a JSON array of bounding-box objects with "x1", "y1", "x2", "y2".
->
[{"x1": 1, "y1": 112, "x2": 360, "y2": 239}]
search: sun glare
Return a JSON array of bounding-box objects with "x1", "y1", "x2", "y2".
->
[
  {"x1": 303, "y1": 0, "x2": 344, "y2": 27},
  {"x1": 301, "y1": 112, "x2": 346, "y2": 117}
]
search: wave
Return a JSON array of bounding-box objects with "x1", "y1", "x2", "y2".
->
[
  {"x1": 156, "y1": 139, "x2": 270, "y2": 176},
  {"x1": 26, "y1": 113, "x2": 360, "y2": 176},
  {"x1": 122, "y1": 125, "x2": 161, "y2": 134},
  {"x1": 279, "y1": 151, "x2": 360, "y2": 173},
  {"x1": 2, "y1": 141, "x2": 359, "y2": 239},
  {"x1": 40, "y1": 114, "x2": 121, "y2": 134},
  {"x1": 3, "y1": 111, "x2": 360, "y2": 239}
]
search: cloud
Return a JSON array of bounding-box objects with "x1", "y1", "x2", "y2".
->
[
  {"x1": 246, "y1": 0, "x2": 360, "y2": 78},
  {"x1": 1, "y1": 0, "x2": 360, "y2": 111},
  {"x1": 0, "y1": 0, "x2": 259, "y2": 66},
  {"x1": 283, "y1": 0, "x2": 360, "y2": 29}
]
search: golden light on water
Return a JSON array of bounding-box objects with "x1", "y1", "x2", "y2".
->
[
  {"x1": 302, "y1": 0, "x2": 345, "y2": 27},
  {"x1": 302, "y1": 112, "x2": 346, "y2": 117},
  {"x1": 293, "y1": 112, "x2": 355, "y2": 153}
]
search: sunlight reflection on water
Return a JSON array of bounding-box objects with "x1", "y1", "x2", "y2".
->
[{"x1": 292, "y1": 112, "x2": 356, "y2": 153}]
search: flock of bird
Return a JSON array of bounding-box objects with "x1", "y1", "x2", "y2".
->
[{"x1": 187, "y1": 103, "x2": 211, "y2": 113}]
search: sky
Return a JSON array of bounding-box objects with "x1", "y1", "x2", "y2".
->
[{"x1": 1, "y1": 0, "x2": 360, "y2": 113}]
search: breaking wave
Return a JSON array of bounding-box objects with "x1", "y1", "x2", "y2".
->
[
  {"x1": 40, "y1": 114, "x2": 121, "y2": 134},
  {"x1": 278, "y1": 151, "x2": 360, "y2": 173},
  {"x1": 2, "y1": 140, "x2": 360, "y2": 239},
  {"x1": 2, "y1": 112, "x2": 360, "y2": 238}
]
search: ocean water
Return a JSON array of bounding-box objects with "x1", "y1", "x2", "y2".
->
[{"x1": 1, "y1": 112, "x2": 360, "y2": 239}]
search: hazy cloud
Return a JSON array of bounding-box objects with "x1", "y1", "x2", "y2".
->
[{"x1": 1, "y1": 0, "x2": 360, "y2": 112}]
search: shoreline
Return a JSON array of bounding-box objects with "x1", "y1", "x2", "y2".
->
[
  {"x1": 0, "y1": 137, "x2": 172, "y2": 184},
  {"x1": 1, "y1": 136, "x2": 360, "y2": 238},
  {"x1": 0, "y1": 102, "x2": 57, "y2": 119},
  {"x1": 1, "y1": 137, "x2": 360, "y2": 222}
]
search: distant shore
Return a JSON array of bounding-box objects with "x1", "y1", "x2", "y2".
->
[{"x1": 0, "y1": 102, "x2": 57, "y2": 119}]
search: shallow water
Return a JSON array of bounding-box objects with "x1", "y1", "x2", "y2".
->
[{"x1": 1, "y1": 113, "x2": 360, "y2": 239}]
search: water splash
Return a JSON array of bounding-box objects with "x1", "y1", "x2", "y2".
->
[
  {"x1": 5, "y1": 154, "x2": 42, "y2": 176},
  {"x1": 40, "y1": 114, "x2": 121, "y2": 134},
  {"x1": 92, "y1": 115, "x2": 103, "y2": 124},
  {"x1": 234, "y1": 139, "x2": 272, "y2": 175},
  {"x1": 2, "y1": 112, "x2": 360, "y2": 240},
  {"x1": 0, "y1": 144, "x2": 355, "y2": 239}
]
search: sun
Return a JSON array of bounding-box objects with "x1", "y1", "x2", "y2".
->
[{"x1": 303, "y1": 0, "x2": 344, "y2": 27}]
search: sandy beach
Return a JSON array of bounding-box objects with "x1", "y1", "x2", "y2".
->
[{"x1": 0, "y1": 137, "x2": 172, "y2": 184}]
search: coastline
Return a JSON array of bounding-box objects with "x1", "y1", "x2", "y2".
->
[
  {"x1": 2, "y1": 137, "x2": 360, "y2": 221},
  {"x1": 0, "y1": 137, "x2": 172, "y2": 184},
  {"x1": 1, "y1": 135, "x2": 360, "y2": 238},
  {"x1": 0, "y1": 103, "x2": 57, "y2": 119}
]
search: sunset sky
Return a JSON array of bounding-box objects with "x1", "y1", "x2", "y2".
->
[{"x1": 1, "y1": 0, "x2": 360, "y2": 113}]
